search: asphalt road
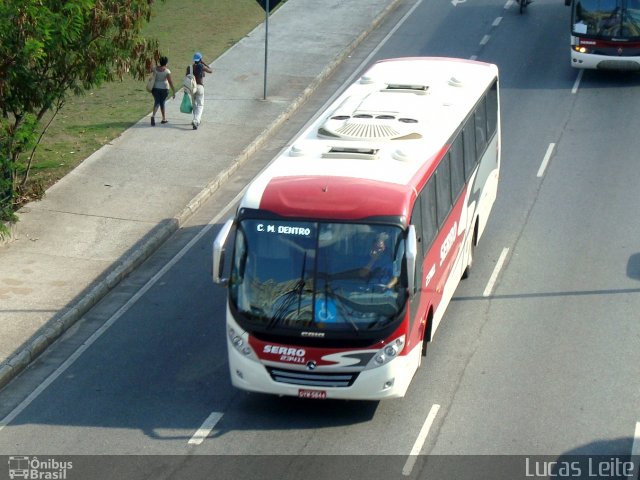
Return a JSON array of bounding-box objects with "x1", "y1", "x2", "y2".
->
[{"x1": 1, "y1": 0, "x2": 639, "y2": 477}]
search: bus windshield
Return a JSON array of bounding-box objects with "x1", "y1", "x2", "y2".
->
[
  {"x1": 229, "y1": 219, "x2": 407, "y2": 333},
  {"x1": 572, "y1": 0, "x2": 640, "y2": 38}
]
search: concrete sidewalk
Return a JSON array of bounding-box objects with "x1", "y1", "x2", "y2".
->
[{"x1": 0, "y1": 0, "x2": 401, "y2": 389}]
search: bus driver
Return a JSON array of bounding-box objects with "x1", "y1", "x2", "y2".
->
[{"x1": 359, "y1": 232, "x2": 400, "y2": 291}]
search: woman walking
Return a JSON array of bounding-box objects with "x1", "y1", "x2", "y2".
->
[{"x1": 151, "y1": 56, "x2": 176, "y2": 126}]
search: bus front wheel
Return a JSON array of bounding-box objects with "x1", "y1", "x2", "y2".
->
[{"x1": 462, "y1": 225, "x2": 476, "y2": 279}]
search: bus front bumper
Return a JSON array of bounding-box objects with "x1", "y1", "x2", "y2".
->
[
  {"x1": 571, "y1": 50, "x2": 640, "y2": 70},
  {"x1": 228, "y1": 344, "x2": 421, "y2": 401}
]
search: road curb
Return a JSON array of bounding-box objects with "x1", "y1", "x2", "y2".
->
[{"x1": 0, "y1": 0, "x2": 402, "y2": 391}]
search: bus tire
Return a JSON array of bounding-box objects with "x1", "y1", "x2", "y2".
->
[
  {"x1": 421, "y1": 310, "x2": 433, "y2": 358},
  {"x1": 462, "y1": 225, "x2": 476, "y2": 279}
]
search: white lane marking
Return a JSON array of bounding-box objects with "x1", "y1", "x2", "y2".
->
[
  {"x1": 0, "y1": 192, "x2": 244, "y2": 434},
  {"x1": 537, "y1": 143, "x2": 556, "y2": 178},
  {"x1": 188, "y1": 411, "x2": 224, "y2": 445},
  {"x1": 371, "y1": 0, "x2": 424, "y2": 53},
  {"x1": 483, "y1": 247, "x2": 509, "y2": 297},
  {"x1": 452, "y1": 0, "x2": 467, "y2": 5},
  {"x1": 402, "y1": 404, "x2": 440, "y2": 476},
  {"x1": 493, "y1": 17, "x2": 503, "y2": 27},
  {"x1": 480, "y1": 35, "x2": 490, "y2": 46},
  {"x1": 505, "y1": 0, "x2": 514, "y2": 8},
  {"x1": 572, "y1": 69, "x2": 583, "y2": 94},
  {"x1": 629, "y1": 422, "x2": 640, "y2": 480}
]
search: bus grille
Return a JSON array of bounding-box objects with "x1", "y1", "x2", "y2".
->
[{"x1": 267, "y1": 367, "x2": 359, "y2": 388}]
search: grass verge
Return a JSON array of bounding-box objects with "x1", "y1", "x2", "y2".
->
[{"x1": 16, "y1": 0, "x2": 267, "y2": 205}]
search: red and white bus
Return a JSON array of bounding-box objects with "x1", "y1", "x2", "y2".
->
[
  {"x1": 213, "y1": 57, "x2": 500, "y2": 400},
  {"x1": 567, "y1": 0, "x2": 640, "y2": 70}
]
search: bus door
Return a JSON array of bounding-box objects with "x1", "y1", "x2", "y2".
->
[{"x1": 410, "y1": 176, "x2": 438, "y2": 345}]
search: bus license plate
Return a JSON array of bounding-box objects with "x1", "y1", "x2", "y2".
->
[{"x1": 298, "y1": 389, "x2": 327, "y2": 399}]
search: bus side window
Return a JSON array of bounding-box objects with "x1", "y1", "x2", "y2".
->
[
  {"x1": 462, "y1": 117, "x2": 476, "y2": 181},
  {"x1": 435, "y1": 153, "x2": 452, "y2": 227},
  {"x1": 422, "y1": 177, "x2": 438, "y2": 249},
  {"x1": 474, "y1": 97, "x2": 487, "y2": 159},
  {"x1": 449, "y1": 136, "x2": 465, "y2": 201},
  {"x1": 486, "y1": 82, "x2": 498, "y2": 140}
]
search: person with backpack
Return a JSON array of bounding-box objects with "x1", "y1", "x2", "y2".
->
[{"x1": 187, "y1": 52, "x2": 213, "y2": 130}]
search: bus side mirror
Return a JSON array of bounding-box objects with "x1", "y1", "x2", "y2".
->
[
  {"x1": 406, "y1": 225, "x2": 417, "y2": 295},
  {"x1": 213, "y1": 218, "x2": 234, "y2": 285}
]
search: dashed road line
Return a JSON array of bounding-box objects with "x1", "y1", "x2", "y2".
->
[
  {"x1": 483, "y1": 247, "x2": 509, "y2": 297},
  {"x1": 537, "y1": 143, "x2": 555, "y2": 178},
  {"x1": 188, "y1": 411, "x2": 224, "y2": 445},
  {"x1": 572, "y1": 69, "x2": 584, "y2": 94},
  {"x1": 403, "y1": 404, "x2": 440, "y2": 476}
]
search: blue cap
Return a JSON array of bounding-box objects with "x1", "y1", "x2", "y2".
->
[{"x1": 193, "y1": 52, "x2": 202, "y2": 62}]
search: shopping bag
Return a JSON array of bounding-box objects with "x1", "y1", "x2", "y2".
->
[
  {"x1": 180, "y1": 91, "x2": 193, "y2": 114},
  {"x1": 145, "y1": 70, "x2": 156, "y2": 92}
]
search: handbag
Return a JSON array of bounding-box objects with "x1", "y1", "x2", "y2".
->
[
  {"x1": 180, "y1": 91, "x2": 193, "y2": 114},
  {"x1": 145, "y1": 69, "x2": 156, "y2": 93},
  {"x1": 182, "y1": 65, "x2": 197, "y2": 94}
]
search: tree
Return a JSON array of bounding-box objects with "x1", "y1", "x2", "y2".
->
[{"x1": 0, "y1": 0, "x2": 162, "y2": 236}]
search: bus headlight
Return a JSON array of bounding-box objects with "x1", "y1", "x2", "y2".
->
[
  {"x1": 384, "y1": 344, "x2": 399, "y2": 356},
  {"x1": 228, "y1": 327, "x2": 258, "y2": 360},
  {"x1": 366, "y1": 335, "x2": 405, "y2": 369}
]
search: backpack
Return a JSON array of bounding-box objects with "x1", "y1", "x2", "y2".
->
[{"x1": 183, "y1": 65, "x2": 197, "y2": 94}]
